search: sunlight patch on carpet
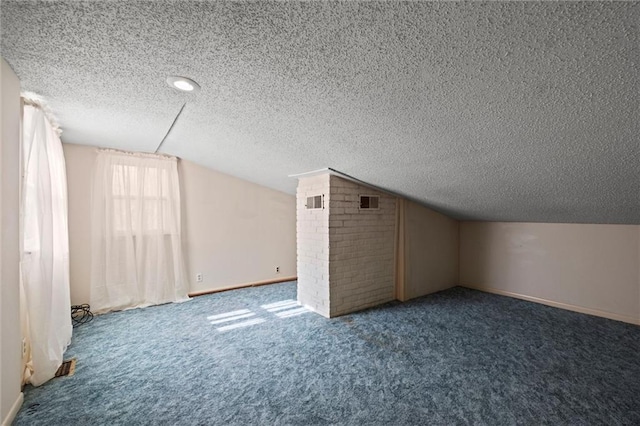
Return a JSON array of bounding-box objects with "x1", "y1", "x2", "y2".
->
[
  {"x1": 216, "y1": 318, "x2": 266, "y2": 332},
  {"x1": 206, "y1": 309, "x2": 251, "y2": 321},
  {"x1": 275, "y1": 307, "x2": 310, "y2": 318},
  {"x1": 261, "y1": 300, "x2": 298, "y2": 311},
  {"x1": 262, "y1": 300, "x2": 310, "y2": 318},
  {"x1": 209, "y1": 313, "x2": 255, "y2": 325},
  {"x1": 208, "y1": 299, "x2": 311, "y2": 332}
]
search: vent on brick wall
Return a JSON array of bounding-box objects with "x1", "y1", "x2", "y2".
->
[
  {"x1": 359, "y1": 195, "x2": 379, "y2": 210},
  {"x1": 306, "y1": 195, "x2": 324, "y2": 209}
]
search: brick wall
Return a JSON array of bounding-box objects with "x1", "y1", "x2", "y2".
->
[
  {"x1": 297, "y1": 173, "x2": 397, "y2": 317},
  {"x1": 296, "y1": 174, "x2": 331, "y2": 317},
  {"x1": 328, "y1": 175, "x2": 396, "y2": 316}
]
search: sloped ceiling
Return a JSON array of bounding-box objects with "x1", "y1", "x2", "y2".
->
[{"x1": 1, "y1": 1, "x2": 638, "y2": 223}]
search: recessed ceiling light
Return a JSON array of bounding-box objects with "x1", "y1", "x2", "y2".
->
[{"x1": 166, "y1": 76, "x2": 201, "y2": 93}]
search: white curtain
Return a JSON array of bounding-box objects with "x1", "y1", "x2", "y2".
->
[
  {"x1": 90, "y1": 149, "x2": 189, "y2": 313},
  {"x1": 21, "y1": 104, "x2": 72, "y2": 386}
]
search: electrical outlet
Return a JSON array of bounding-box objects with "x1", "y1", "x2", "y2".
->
[
  {"x1": 275, "y1": 266, "x2": 280, "y2": 273},
  {"x1": 22, "y1": 338, "x2": 27, "y2": 357},
  {"x1": 196, "y1": 273, "x2": 203, "y2": 283}
]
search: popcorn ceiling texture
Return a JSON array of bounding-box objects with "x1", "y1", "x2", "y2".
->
[{"x1": 1, "y1": 1, "x2": 638, "y2": 223}]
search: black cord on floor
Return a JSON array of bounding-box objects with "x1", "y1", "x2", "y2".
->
[{"x1": 71, "y1": 304, "x2": 93, "y2": 327}]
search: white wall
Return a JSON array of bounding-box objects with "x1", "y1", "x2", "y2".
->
[
  {"x1": 180, "y1": 158, "x2": 296, "y2": 293},
  {"x1": 1, "y1": 57, "x2": 23, "y2": 424},
  {"x1": 63, "y1": 143, "x2": 297, "y2": 303},
  {"x1": 63, "y1": 143, "x2": 93, "y2": 304},
  {"x1": 402, "y1": 200, "x2": 459, "y2": 300},
  {"x1": 460, "y1": 222, "x2": 640, "y2": 325}
]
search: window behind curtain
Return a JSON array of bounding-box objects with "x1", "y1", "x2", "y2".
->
[
  {"x1": 90, "y1": 149, "x2": 189, "y2": 314},
  {"x1": 111, "y1": 165, "x2": 173, "y2": 234}
]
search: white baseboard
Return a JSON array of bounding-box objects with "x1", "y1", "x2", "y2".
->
[
  {"x1": 462, "y1": 285, "x2": 640, "y2": 326},
  {"x1": 2, "y1": 392, "x2": 23, "y2": 426},
  {"x1": 188, "y1": 276, "x2": 297, "y2": 297}
]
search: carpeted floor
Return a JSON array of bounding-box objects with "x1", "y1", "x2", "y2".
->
[{"x1": 14, "y1": 282, "x2": 640, "y2": 425}]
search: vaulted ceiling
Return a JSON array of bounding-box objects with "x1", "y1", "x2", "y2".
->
[{"x1": 2, "y1": 1, "x2": 638, "y2": 223}]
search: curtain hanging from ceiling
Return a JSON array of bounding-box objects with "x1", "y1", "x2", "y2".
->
[
  {"x1": 90, "y1": 149, "x2": 189, "y2": 313},
  {"x1": 20, "y1": 102, "x2": 72, "y2": 386}
]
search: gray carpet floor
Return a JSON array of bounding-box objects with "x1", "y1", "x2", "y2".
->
[{"x1": 14, "y1": 282, "x2": 640, "y2": 425}]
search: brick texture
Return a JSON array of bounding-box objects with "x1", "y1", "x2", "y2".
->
[
  {"x1": 328, "y1": 175, "x2": 396, "y2": 316},
  {"x1": 296, "y1": 174, "x2": 331, "y2": 317},
  {"x1": 296, "y1": 173, "x2": 396, "y2": 317}
]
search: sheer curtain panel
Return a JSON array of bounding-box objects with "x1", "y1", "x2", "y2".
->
[
  {"x1": 90, "y1": 149, "x2": 188, "y2": 313},
  {"x1": 21, "y1": 103, "x2": 72, "y2": 386}
]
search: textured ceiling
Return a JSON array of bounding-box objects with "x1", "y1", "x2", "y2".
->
[{"x1": 2, "y1": 1, "x2": 638, "y2": 223}]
